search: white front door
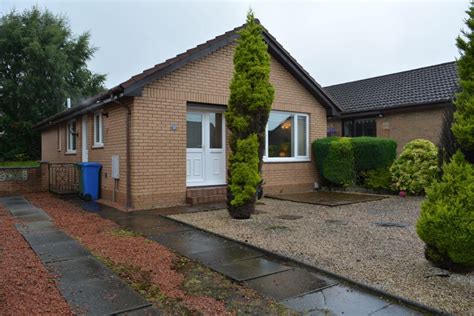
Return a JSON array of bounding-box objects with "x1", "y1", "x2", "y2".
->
[
  {"x1": 82, "y1": 115, "x2": 88, "y2": 162},
  {"x1": 186, "y1": 111, "x2": 226, "y2": 186}
]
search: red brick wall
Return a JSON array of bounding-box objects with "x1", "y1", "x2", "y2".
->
[{"x1": 0, "y1": 163, "x2": 48, "y2": 195}]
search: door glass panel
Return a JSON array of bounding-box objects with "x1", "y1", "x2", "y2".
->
[
  {"x1": 297, "y1": 116, "x2": 307, "y2": 156},
  {"x1": 209, "y1": 113, "x2": 223, "y2": 149},
  {"x1": 187, "y1": 113, "x2": 202, "y2": 148},
  {"x1": 268, "y1": 112, "x2": 294, "y2": 157}
]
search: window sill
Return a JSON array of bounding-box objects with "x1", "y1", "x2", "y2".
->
[
  {"x1": 92, "y1": 144, "x2": 104, "y2": 149},
  {"x1": 263, "y1": 157, "x2": 311, "y2": 163},
  {"x1": 65, "y1": 151, "x2": 76, "y2": 155}
]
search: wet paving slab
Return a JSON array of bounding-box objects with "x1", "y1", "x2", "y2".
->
[
  {"x1": 28, "y1": 238, "x2": 90, "y2": 263},
  {"x1": 116, "y1": 215, "x2": 175, "y2": 229},
  {"x1": 211, "y1": 256, "x2": 292, "y2": 282},
  {"x1": 282, "y1": 284, "x2": 422, "y2": 316},
  {"x1": 150, "y1": 229, "x2": 234, "y2": 254},
  {"x1": 16, "y1": 220, "x2": 57, "y2": 233},
  {"x1": 245, "y1": 268, "x2": 337, "y2": 301},
  {"x1": 15, "y1": 212, "x2": 52, "y2": 222},
  {"x1": 20, "y1": 229, "x2": 73, "y2": 247},
  {"x1": 1, "y1": 196, "x2": 158, "y2": 315},
  {"x1": 55, "y1": 277, "x2": 151, "y2": 315},
  {"x1": 189, "y1": 244, "x2": 263, "y2": 266}
]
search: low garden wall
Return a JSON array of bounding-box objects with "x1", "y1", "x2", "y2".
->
[{"x1": 0, "y1": 163, "x2": 49, "y2": 195}]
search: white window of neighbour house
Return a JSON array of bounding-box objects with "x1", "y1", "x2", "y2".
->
[{"x1": 66, "y1": 120, "x2": 76, "y2": 153}]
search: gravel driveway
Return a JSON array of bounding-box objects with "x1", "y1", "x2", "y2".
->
[{"x1": 170, "y1": 196, "x2": 474, "y2": 314}]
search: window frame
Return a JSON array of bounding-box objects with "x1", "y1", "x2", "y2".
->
[
  {"x1": 93, "y1": 111, "x2": 104, "y2": 148},
  {"x1": 263, "y1": 110, "x2": 310, "y2": 163},
  {"x1": 66, "y1": 119, "x2": 77, "y2": 154},
  {"x1": 342, "y1": 117, "x2": 377, "y2": 137}
]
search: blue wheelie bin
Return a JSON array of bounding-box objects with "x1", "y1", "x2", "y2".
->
[{"x1": 80, "y1": 162, "x2": 102, "y2": 200}]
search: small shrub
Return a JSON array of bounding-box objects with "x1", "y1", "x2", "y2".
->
[
  {"x1": 390, "y1": 139, "x2": 439, "y2": 194},
  {"x1": 364, "y1": 168, "x2": 393, "y2": 192},
  {"x1": 352, "y1": 137, "x2": 397, "y2": 172},
  {"x1": 416, "y1": 151, "x2": 474, "y2": 270},
  {"x1": 322, "y1": 137, "x2": 355, "y2": 186}
]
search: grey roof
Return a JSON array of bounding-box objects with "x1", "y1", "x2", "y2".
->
[
  {"x1": 324, "y1": 61, "x2": 458, "y2": 114},
  {"x1": 34, "y1": 21, "x2": 340, "y2": 130}
]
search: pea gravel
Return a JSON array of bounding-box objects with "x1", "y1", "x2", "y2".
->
[{"x1": 170, "y1": 196, "x2": 474, "y2": 314}]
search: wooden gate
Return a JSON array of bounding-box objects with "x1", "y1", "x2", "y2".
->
[{"x1": 49, "y1": 163, "x2": 79, "y2": 194}]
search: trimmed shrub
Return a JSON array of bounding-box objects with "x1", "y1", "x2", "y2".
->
[
  {"x1": 322, "y1": 137, "x2": 355, "y2": 186},
  {"x1": 364, "y1": 168, "x2": 393, "y2": 192},
  {"x1": 313, "y1": 136, "x2": 338, "y2": 180},
  {"x1": 313, "y1": 137, "x2": 396, "y2": 186},
  {"x1": 416, "y1": 151, "x2": 474, "y2": 270},
  {"x1": 390, "y1": 139, "x2": 439, "y2": 194},
  {"x1": 352, "y1": 137, "x2": 397, "y2": 172}
]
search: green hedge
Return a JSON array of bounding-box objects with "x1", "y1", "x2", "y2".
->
[
  {"x1": 313, "y1": 137, "x2": 397, "y2": 185},
  {"x1": 352, "y1": 137, "x2": 397, "y2": 171},
  {"x1": 322, "y1": 137, "x2": 355, "y2": 185}
]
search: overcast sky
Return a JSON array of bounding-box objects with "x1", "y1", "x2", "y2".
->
[{"x1": 1, "y1": 0, "x2": 469, "y2": 88}]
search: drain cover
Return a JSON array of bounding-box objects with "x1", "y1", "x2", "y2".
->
[
  {"x1": 276, "y1": 215, "x2": 303, "y2": 220},
  {"x1": 374, "y1": 221, "x2": 408, "y2": 228}
]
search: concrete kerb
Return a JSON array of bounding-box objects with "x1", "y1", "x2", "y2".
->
[{"x1": 163, "y1": 215, "x2": 449, "y2": 316}]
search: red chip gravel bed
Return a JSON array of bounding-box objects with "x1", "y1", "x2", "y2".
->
[
  {"x1": 25, "y1": 193, "x2": 230, "y2": 315},
  {"x1": 0, "y1": 205, "x2": 72, "y2": 315}
]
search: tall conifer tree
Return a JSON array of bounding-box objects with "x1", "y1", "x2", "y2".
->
[
  {"x1": 453, "y1": 2, "x2": 474, "y2": 161},
  {"x1": 225, "y1": 11, "x2": 274, "y2": 219}
]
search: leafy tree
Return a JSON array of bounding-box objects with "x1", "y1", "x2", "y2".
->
[
  {"x1": 453, "y1": 2, "x2": 474, "y2": 160},
  {"x1": 225, "y1": 11, "x2": 274, "y2": 219},
  {"x1": 0, "y1": 7, "x2": 105, "y2": 160}
]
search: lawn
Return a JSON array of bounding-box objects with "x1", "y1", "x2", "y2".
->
[
  {"x1": 170, "y1": 196, "x2": 474, "y2": 314},
  {"x1": 0, "y1": 161, "x2": 40, "y2": 167}
]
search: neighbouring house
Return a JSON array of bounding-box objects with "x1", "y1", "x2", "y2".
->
[
  {"x1": 325, "y1": 62, "x2": 459, "y2": 152},
  {"x1": 34, "y1": 22, "x2": 340, "y2": 210}
]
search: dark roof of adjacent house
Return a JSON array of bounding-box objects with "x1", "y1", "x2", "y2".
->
[
  {"x1": 324, "y1": 61, "x2": 458, "y2": 114},
  {"x1": 34, "y1": 21, "x2": 340, "y2": 130}
]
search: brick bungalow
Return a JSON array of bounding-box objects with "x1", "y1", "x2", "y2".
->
[
  {"x1": 325, "y1": 62, "x2": 459, "y2": 152},
  {"x1": 34, "y1": 22, "x2": 340, "y2": 210}
]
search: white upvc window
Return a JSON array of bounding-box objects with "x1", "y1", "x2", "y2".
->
[
  {"x1": 93, "y1": 111, "x2": 104, "y2": 147},
  {"x1": 66, "y1": 120, "x2": 77, "y2": 153},
  {"x1": 264, "y1": 111, "x2": 310, "y2": 162}
]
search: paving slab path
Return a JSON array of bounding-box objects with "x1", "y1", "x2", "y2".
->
[
  {"x1": 0, "y1": 196, "x2": 160, "y2": 316},
  {"x1": 80, "y1": 201, "x2": 431, "y2": 316}
]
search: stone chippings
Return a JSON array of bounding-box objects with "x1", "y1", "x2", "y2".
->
[{"x1": 170, "y1": 196, "x2": 474, "y2": 314}]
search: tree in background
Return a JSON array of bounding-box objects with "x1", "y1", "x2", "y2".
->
[
  {"x1": 453, "y1": 3, "x2": 474, "y2": 162},
  {"x1": 0, "y1": 7, "x2": 105, "y2": 160},
  {"x1": 225, "y1": 11, "x2": 274, "y2": 219}
]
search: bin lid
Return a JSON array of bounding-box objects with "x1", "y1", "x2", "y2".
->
[{"x1": 80, "y1": 162, "x2": 102, "y2": 167}]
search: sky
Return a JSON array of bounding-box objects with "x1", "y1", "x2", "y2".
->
[{"x1": 1, "y1": 0, "x2": 469, "y2": 88}]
